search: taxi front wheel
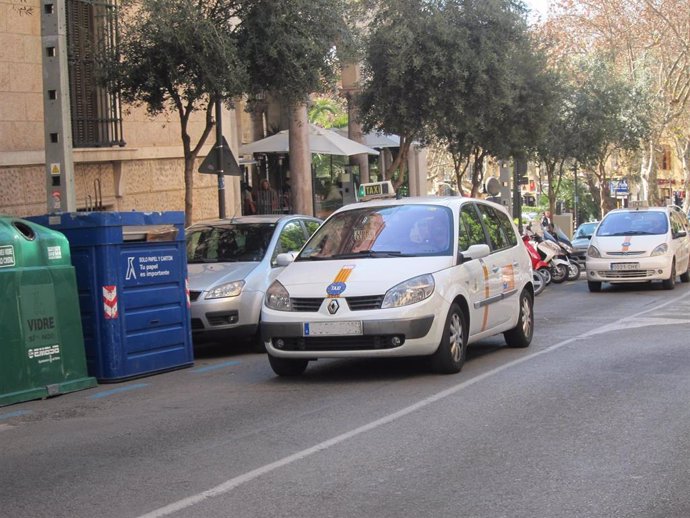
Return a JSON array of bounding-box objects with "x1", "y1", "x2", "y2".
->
[
  {"x1": 268, "y1": 354, "x2": 308, "y2": 376},
  {"x1": 504, "y1": 290, "x2": 533, "y2": 348},
  {"x1": 662, "y1": 261, "x2": 676, "y2": 290},
  {"x1": 430, "y1": 303, "x2": 467, "y2": 374}
]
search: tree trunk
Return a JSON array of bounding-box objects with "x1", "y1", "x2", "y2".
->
[
  {"x1": 289, "y1": 103, "x2": 312, "y2": 216},
  {"x1": 639, "y1": 139, "x2": 653, "y2": 201}
]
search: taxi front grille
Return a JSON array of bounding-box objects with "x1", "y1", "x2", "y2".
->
[
  {"x1": 606, "y1": 251, "x2": 645, "y2": 256},
  {"x1": 347, "y1": 295, "x2": 385, "y2": 310},
  {"x1": 598, "y1": 270, "x2": 656, "y2": 279},
  {"x1": 290, "y1": 298, "x2": 323, "y2": 312},
  {"x1": 290, "y1": 296, "x2": 385, "y2": 312},
  {"x1": 189, "y1": 291, "x2": 202, "y2": 302}
]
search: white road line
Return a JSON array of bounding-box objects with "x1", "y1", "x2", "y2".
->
[{"x1": 137, "y1": 290, "x2": 690, "y2": 518}]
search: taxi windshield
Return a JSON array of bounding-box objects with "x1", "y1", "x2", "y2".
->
[
  {"x1": 596, "y1": 211, "x2": 668, "y2": 237},
  {"x1": 297, "y1": 205, "x2": 453, "y2": 260}
]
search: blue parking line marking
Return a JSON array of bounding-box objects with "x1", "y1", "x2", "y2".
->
[
  {"x1": 89, "y1": 383, "x2": 149, "y2": 400},
  {"x1": 191, "y1": 361, "x2": 241, "y2": 374},
  {"x1": 0, "y1": 410, "x2": 31, "y2": 420}
]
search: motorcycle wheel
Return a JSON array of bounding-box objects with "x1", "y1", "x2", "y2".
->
[
  {"x1": 532, "y1": 270, "x2": 546, "y2": 296},
  {"x1": 538, "y1": 267, "x2": 552, "y2": 285},
  {"x1": 566, "y1": 261, "x2": 581, "y2": 281},
  {"x1": 550, "y1": 263, "x2": 568, "y2": 284}
]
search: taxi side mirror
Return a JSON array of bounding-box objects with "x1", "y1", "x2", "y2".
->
[
  {"x1": 459, "y1": 243, "x2": 491, "y2": 263},
  {"x1": 275, "y1": 251, "x2": 297, "y2": 267}
]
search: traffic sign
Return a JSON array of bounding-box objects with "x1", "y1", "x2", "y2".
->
[{"x1": 198, "y1": 136, "x2": 242, "y2": 176}]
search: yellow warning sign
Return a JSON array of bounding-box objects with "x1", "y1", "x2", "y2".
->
[{"x1": 50, "y1": 163, "x2": 60, "y2": 176}]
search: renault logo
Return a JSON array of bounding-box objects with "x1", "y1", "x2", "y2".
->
[{"x1": 327, "y1": 299, "x2": 340, "y2": 314}]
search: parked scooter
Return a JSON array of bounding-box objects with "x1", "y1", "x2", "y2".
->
[
  {"x1": 543, "y1": 228, "x2": 581, "y2": 281},
  {"x1": 522, "y1": 234, "x2": 550, "y2": 295},
  {"x1": 530, "y1": 231, "x2": 570, "y2": 283}
]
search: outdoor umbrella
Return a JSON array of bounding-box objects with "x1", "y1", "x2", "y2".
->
[
  {"x1": 335, "y1": 129, "x2": 400, "y2": 149},
  {"x1": 240, "y1": 124, "x2": 379, "y2": 156}
]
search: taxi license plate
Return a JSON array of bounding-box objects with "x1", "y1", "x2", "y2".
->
[
  {"x1": 611, "y1": 262, "x2": 639, "y2": 271},
  {"x1": 303, "y1": 321, "x2": 362, "y2": 336}
]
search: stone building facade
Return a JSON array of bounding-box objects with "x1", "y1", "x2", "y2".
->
[{"x1": 0, "y1": 0, "x2": 244, "y2": 222}]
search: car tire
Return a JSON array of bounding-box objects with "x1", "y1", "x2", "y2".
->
[
  {"x1": 504, "y1": 289, "x2": 533, "y2": 348},
  {"x1": 251, "y1": 331, "x2": 267, "y2": 354},
  {"x1": 587, "y1": 281, "x2": 602, "y2": 292},
  {"x1": 662, "y1": 261, "x2": 676, "y2": 290},
  {"x1": 680, "y1": 260, "x2": 690, "y2": 283},
  {"x1": 430, "y1": 303, "x2": 467, "y2": 374},
  {"x1": 268, "y1": 354, "x2": 308, "y2": 376}
]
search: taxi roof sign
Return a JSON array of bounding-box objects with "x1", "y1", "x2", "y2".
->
[{"x1": 357, "y1": 181, "x2": 396, "y2": 201}]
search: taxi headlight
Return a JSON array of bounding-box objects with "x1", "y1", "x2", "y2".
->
[
  {"x1": 205, "y1": 280, "x2": 245, "y2": 299},
  {"x1": 651, "y1": 243, "x2": 668, "y2": 256},
  {"x1": 382, "y1": 274, "x2": 435, "y2": 309},
  {"x1": 265, "y1": 280, "x2": 292, "y2": 311},
  {"x1": 587, "y1": 245, "x2": 601, "y2": 258}
]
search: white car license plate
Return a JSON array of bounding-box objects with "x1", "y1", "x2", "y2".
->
[
  {"x1": 303, "y1": 321, "x2": 362, "y2": 336},
  {"x1": 611, "y1": 262, "x2": 639, "y2": 271}
]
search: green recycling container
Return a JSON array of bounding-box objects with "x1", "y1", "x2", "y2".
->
[{"x1": 0, "y1": 216, "x2": 96, "y2": 407}]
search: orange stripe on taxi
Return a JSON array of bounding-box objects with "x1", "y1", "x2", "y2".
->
[{"x1": 480, "y1": 260, "x2": 490, "y2": 332}]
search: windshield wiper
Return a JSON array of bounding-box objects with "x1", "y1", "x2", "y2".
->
[{"x1": 331, "y1": 250, "x2": 412, "y2": 259}]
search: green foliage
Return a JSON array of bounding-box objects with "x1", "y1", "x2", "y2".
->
[
  {"x1": 568, "y1": 57, "x2": 653, "y2": 168},
  {"x1": 357, "y1": 0, "x2": 438, "y2": 142},
  {"x1": 237, "y1": 0, "x2": 350, "y2": 105},
  {"x1": 107, "y1": 0, "x2": 247, "y2": 114},
  {"x1": 308, "y1": 96, "x2": 348, "y2": 128}
]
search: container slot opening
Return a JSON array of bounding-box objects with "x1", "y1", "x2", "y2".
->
[
  {"x1": 13, "y1": 221, "x2": 36, "y2": 240},
  {"x1": 122, "y1": 225, "x2": 178, "y2": 242}
]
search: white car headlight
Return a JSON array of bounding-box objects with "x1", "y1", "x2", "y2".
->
[
  {"x1": 651, "y1": 243, "x2": 668, "y2": 256},
  {"x1": 587, "y1": 245, "x2": 601, "y2": 258},
  {"x1": 382, "y1": 274, "x2": 435, "y2": 309},
  {"x1": 265, "y1": 280, "x2": 292, "y2": 311},
  {"x1": 205, "y1": 280, "x2": 245, "y2": 299}
]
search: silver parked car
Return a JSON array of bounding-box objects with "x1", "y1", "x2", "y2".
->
[
  {"x1": 186, "y1": 214, "x2": 322, "y2": 349},
  {"x1": 571, "y1": 221, "x2": 599, "y2": 268}
]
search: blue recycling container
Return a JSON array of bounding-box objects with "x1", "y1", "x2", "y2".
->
[{"x1": 28, "y1": 212, "x2": 194, "y2": 382}]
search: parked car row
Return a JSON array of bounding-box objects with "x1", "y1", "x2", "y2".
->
[{"x1": 184, "y1": 192, "x2": 690, "y2": 378}]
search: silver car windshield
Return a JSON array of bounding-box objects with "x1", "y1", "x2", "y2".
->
[
  {"x1": 596, "y1": 211, "x2": 668, "y2": 236},
  {"x1": 186, "y1": 223, "x2": 275, "y2": 263},
  {"x1": 297, "y1": 205, "x2": 453, "y2": 260}
]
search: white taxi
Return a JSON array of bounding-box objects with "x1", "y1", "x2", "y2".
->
[
  {"x1": 260, "y1": 190, "x2": 534, "y2": 376},
  {"x1": 586, "y1": 204, "x2": 690, "y2": 292}
]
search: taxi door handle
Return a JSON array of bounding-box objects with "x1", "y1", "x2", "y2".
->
[
  {"x1": 491, "y1": 266, "x2": 500, "y2": 274},
  {"x1": 512, "y1": 261, "x2": 520, "y2": 267}
]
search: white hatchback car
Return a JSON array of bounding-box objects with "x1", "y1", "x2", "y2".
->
[
  {"x1": 260, "y1": 195, "x2": 534, "y2": 376},
  {"x1": 586, "y1": 204, "x2": 690, "y2": 292}
]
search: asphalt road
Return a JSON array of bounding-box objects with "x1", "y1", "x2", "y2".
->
[{"x1": 2, "y1": 279, "x2": 690, "y2": 518}]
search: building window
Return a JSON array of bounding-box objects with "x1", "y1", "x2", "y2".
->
[{"x1": 66, "y1": 0, "x2": 124, "y2": 148}]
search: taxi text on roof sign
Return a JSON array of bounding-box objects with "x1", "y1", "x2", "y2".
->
[{"x1": 357, "y1": 181, "x2": 396, "y2": 201}]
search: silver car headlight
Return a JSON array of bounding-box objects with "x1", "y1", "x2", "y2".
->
[
  {"x1": 205, "y1": 280, "x2": 245, "y2": 299},
  {"x1": 587, "y1": 245, "x2": 601, "y2": 258},
  {"x1": 265, "y1": 280, "x2": 292, "y2": 311},
  {"x1": 382, "y1": 274, "x2": 435, "y2": 309},
  {"x1": 651, "y1": 243, "x2": 668, "y2": 256}
]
